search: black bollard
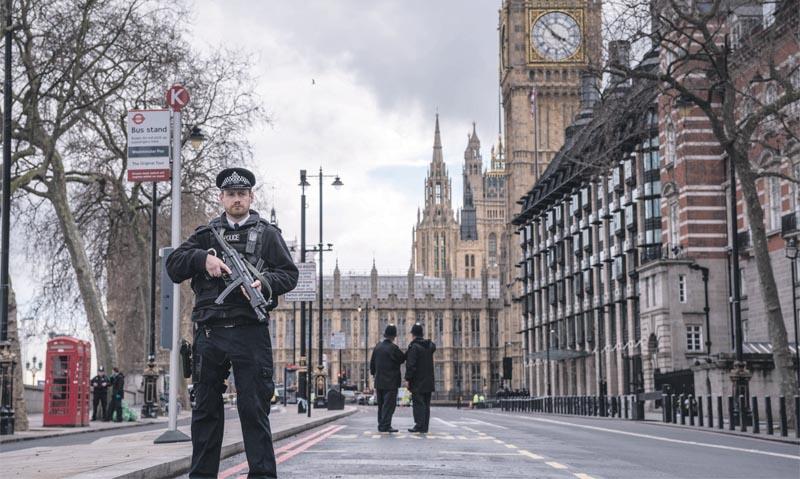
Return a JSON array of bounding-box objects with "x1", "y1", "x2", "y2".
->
[
  {"x1": 765, "y1": 396, "x2": 774, "y2": 435},
  {"x1": 707, "y1": 395, "x2": 713, "y2": 429},
  {"x1": 679, "y1": 394, "x2": 686, "y2": 425},
  {"x1": 739, "y1": 395, "x2": 747, "y2": 432},
  {"x1": 697, "y1": 396, "x2": 703, "y2": 427},
  {"x1": 779, "y1": 396, "x2": 788, "y2": 437},
  {"x1": 624, "y1": 395, "x2": 629, "y2": 419},
  {"x1": 689, "y1": 396, "x2": 695, "y2": 426},
  {"x1": 728, "y1": 396, "x2": 735, "y2": 431},
  {"x1": 795, "y1": 396, "x2": 799, "y2": 439},
  {"x1": 751, "y1": 397, "x2": 759, "y2": 434},
  {"x1": 717, "y1": 396, "x2": 724, "y2": 429},
  {"x1": 662, "y1": 394, "x2": 668, "y2": 422}
]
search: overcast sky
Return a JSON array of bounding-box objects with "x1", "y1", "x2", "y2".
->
[
  {"x1": 189, "y1": 0, "x2": 503, "y2": 275},
  {"x1": 13, "y1": 1, "x2": 503, "y2": 364}
]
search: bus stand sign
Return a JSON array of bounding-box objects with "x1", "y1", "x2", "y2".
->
[{"x1": 127, "y1": 109, "x2": 171, "y2": 182}]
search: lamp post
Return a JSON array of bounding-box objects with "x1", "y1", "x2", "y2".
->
[
  {"x1": 546, "y1": 329, "x2": 555, "y2": 396},
  {"x1": 689, "y1": 263, "x2": 712, "y2": 395},
  {"x1": 786, "y1": 238, "x2": 799, "y2": 386},
  {"x1": 298, "y1": 170, "x2": 310, "y2": 414},
  {"x1": 359, "y1": 301, "x2": 370, "y2": 392},
  {"x1": 727, "y1": 155, "x2": 750, "y2": 403},
  {"x1": 25, "y1": 356, "x2": 42, "y2": 385},
  {"x1": 306, "y1": 168, "x2": 341, "y2": 407},
  {"x1": 0, "y1": 0, "x2": 16, "y2": 436}
]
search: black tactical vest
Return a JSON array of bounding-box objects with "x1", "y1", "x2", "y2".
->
[{"x1": 190, "y1": 214, "x2": 269, "y2": 312}]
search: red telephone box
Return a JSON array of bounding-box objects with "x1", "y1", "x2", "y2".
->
[{"x1": 43, "y1": 337, "x2": 91, "y2": 427}]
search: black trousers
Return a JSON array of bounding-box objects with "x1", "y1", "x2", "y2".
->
[
  {"x1": 106, "y1": 394, "x2": 123, "y2": 422},
  {"x1": 376, "y1": 388, "x2": 398, "y2": 431},
  {"x1": 411, "y1": 392, "x2": 432, "y2": 431},
  {"x1": 190, "y1": 322, "x2": 276, "y2": 479},
  {"x1": 92, "y1": 390, "x2": 107, "y2": 420}
]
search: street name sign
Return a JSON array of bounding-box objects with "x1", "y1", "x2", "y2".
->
[
  {"x1": 285, "y1": 262, "x2": 317, "y2": 302},
  {"x1": 126, "y1": 109, "x2": 171, "y2": 182},
  {"x1": 331, "y1": 331, "x2": 346, "y2": 350}
]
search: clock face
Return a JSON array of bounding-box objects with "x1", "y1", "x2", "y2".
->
[{"x1": 531, "y1": 12, "x2": 582, "y2": 61}]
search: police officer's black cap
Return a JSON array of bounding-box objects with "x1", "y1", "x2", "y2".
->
[
  {"x1": 216, "y1": 167, "x2": 256, "y2": 190},
  {"x1": 384, "y1": 324, "x2": 397, "y2": 338},
  {"x1": 411, "y1": 323, "x2": 423, "y2": 337}
]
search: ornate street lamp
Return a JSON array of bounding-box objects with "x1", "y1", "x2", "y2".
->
[
  {"x1": 786, "y1": 238, "x2": 799, "y2": 386},
  {"x1": 25, "y1": 356, "x2": 42, "y2": 385}
]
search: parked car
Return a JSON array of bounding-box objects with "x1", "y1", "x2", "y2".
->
[{"x1": 341, "y1": 389, "x2": 356, "y2": 403}]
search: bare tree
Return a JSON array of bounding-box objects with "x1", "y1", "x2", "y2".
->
[{"x1": 601, "y1": 0, "x2": 799, "y2": 417}]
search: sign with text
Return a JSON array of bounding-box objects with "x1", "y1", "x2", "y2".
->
[
  {"x1": 330, "y1": 331, "x2": 346, "y2": 350},
  {"x1": 285, "y1": 262, "x2": 317, "y2": 302},
  {"x1": 126, "y1": 109, "x2": 171, "y2": 182}
]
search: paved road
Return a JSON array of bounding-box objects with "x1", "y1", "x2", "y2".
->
[{"x1": 171, "y1": 406, "x2": 799, "y2": 478}]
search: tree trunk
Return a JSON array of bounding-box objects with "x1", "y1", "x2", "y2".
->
[
  {"x1": 107, "y1": 213, "x2": 149, "y2": 377},
  {"x1": 48, "y1": 161, "x2": 116, "y2": 371},
  {"x1": 8, "y1": 283, "x2": 28, "y2": 431},
  {"x1": 734, "y1": 150, "x2": 797, "y2": 426}
]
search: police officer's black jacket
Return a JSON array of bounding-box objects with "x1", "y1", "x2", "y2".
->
[
  {"x1": 166, "y1": 210, "x2": 299, "y2": 323},
  {"x1": 91, "y1": 374, "x2": 109, "y2": 393},
  {"x1": 111, "y1": 372, "x2": 125, "y2": 398},
  {"x1": 370, "y1": 339, "x2": 405, "y2": 390},
  {"x1": 405, "y1": 337, "x2": 436, "y2": 393}
]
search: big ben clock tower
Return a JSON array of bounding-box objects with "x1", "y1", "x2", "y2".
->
[{"x1": 499, "y1": 0, "x2": 601, "y2": 390}]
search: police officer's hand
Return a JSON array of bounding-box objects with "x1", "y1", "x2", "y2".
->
[
  {"x1": 206, "y1": 254, "x2": 232, "y2": 277},
  {"x1": 239, "y1": 280, "x2": 261, "y2": 300}
]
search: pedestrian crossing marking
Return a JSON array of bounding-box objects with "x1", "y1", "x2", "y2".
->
[
  {"x1": 457, "y1": 435, "x2": 468, "y2": 440},
  {"x1": 518, "y1": 450, "x2": 544, "y2": 460},
  {"x1": 330, "y1": 434, "x2": 357, "y2": 439},
  {"x1": 573, "y1": 474, "x2": 597, "y2": 479},
  {"x1": 505, "y1": 443, "x2": 518, "y2": 449},
  {"x1": 493, "y1": 439, "x2": 504, "y2": 444},
  {"x1": 546, "y1": 461, "x2": 568, "y2": 469}
]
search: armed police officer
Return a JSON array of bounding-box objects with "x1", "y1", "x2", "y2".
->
[
  {"x1": 166, "y1": 167, "x2": 298, "y2": 479},
  {"x1": 90, "y1": 365, "x2": 110, "y2": 421}
]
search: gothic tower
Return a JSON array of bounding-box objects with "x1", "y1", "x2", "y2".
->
[
  {"x1": 499, "y1": 0, "x2": 602, "y2": 389},
  {"x1": 414, "y1": 114, "x2": 459, "y2": 278}
]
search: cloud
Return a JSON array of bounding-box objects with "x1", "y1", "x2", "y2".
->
[{"x1": 187, "y1": 1, "x2": 502, "y2": 274}]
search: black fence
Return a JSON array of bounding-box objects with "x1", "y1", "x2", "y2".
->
[{"x1": 495, "y1": 394, "x2": 800, "y2": 439}]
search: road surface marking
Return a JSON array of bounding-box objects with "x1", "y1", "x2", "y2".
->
[
  {"x1": 457, "y1": 435, "x2": 468, "y2": 440},
  {"x1": 434, "y1": 417, "x2": 457, "y2": 428},
  {"x1": 505, "y1": 443, "x2": 518, "y2": 449},
  {"x1": 276, "y1": 425, "x2": 347, "y2": 464},
  {"x1": 546, "y1": 461, "x2": 568, "y2": 469},
  {"x1": 218, "y1": 425, "x2": 340, "y2": 478},
  {"x1": 464, "y1": 417, "x2": 509, "y2": 429},
  {"x1": 494, "y1": 439, "x2": 505, "y2": 444},
  {"x1": 518, "y1": 450, "x2": 544, "y2": 460},
  {"x1": 485, "y1": 413, "x2": 800, "y2": 461},
  {"x1": 331, "y1": 434, "x2": 356, "y2": 439},
  {"x1": 574, "y1": 474, "x2": 597, "y2": 479},
  {"x1": 440, "y1": 451, "x2": 521, "y2": 456},
  {"x1": 461, "y1": 426, "x2": 481, "y2": 433}
]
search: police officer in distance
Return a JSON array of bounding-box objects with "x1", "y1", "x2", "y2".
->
[
  {"x1": 166, "y1": 167, "x2": 298, "y2": 479},
  {"x1": 405, "y1": 323, "x2": 436, "y2": 433},
  {"x1": 369, "y1": 324, "x2": 405, "y2": 433},
  {"x1": 90, "y1": 365, "x2": 110, "y2": 421}
]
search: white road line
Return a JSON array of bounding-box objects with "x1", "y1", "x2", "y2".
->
[
  {"x1": 518, "y1": 450, "x2": 544, "y2": 460},
  {"x1": 457, "y1": 435, "x2": 468, "y2": 440},
  {"x1": 505, "y1": 443, "x2": 518, "y2": 449},
  {"x1": 330, "y1": 434, "x2": 356, "y2": 439},
  {"x1": 484, "y1": 413, "x2": 800, "y2": 461},
  {"x1": 574, "y1": 474, "x2": 597, "y2": 479},
  {"x1": 434, "y1": 417, "x2": 457, "y2": 428},
  {"x1": 461, "y1": 426, "x2": 480, "y2": 433},
  {"x1": 465, "y1": 417, "x2": 509, "y2": 429},
  {"x1": 493, "y1": 439, "x2": 505, "y2": 444},
  {"x1": 439, "y1": 451, "x2": 522, "y2": 456},
  {"x1": 546, "y1": 461, "x2": 568, "y2": 469}
]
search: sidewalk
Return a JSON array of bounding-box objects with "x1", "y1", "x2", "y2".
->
[
  {"x1": 1, "y1": 406, "x2": 357, "y2": 479},
  {"x1": 0, "y1": 413, "x2": 187, "y2": 445}
]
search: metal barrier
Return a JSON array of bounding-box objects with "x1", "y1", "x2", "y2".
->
[{"x1": 494, "y1": 394, "x2": 800, "y2": 437}]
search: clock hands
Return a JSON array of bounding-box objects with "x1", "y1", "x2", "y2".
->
[{"x1": 544, "y1": 23, "x2": 566, "y2": 43}]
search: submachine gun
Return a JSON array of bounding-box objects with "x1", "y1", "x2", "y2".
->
[{"x1": 210, "y1": 227, "x2": 273, "y2": 322}]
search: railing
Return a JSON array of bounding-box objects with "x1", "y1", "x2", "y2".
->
[{"x1": 495, "y1": 394, "x2": 800, "y2": 439}]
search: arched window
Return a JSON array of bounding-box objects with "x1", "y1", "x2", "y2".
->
[{"x1": 665, "y1": 117, "x2": 676, "y2": 165}]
